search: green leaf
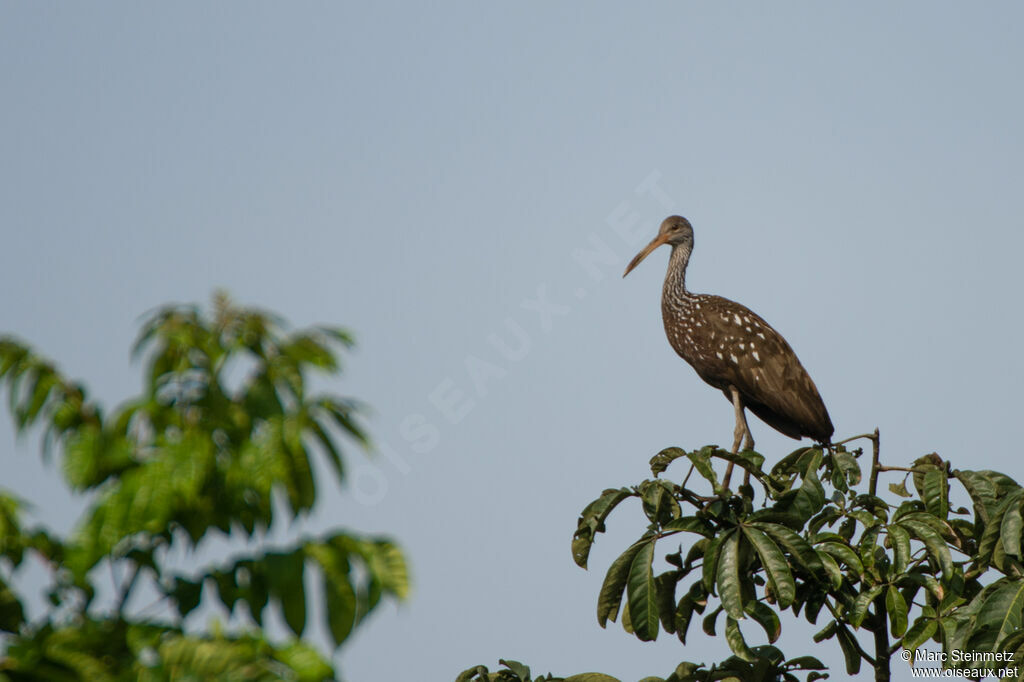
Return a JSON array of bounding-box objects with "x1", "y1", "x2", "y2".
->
[
  {"x1": 572, "y1": 488, "x2": 635, "y2": 569},
  {"x1": 786, "y1": 655, "x2": 827, "y2": 670},
  {"x1": 280, "y1": 415, "x2": 316, "y2": 513},
  {"x1": 626, "y1": 536, "x2": 659, "y2": 641},
  {"x1": 685, "y1": 448, "x2": 720, "y2": 494},
  {"x1": 306, "y1": 540, "x2": 357, "y2": 647},
  {"x1": 770, "y1": 446, "x2": 815, "y2": 478},
  {"x1": 808, "y1": 506, "x2": 842, "y2": 535},
  {"x1": 859, "y1": 524, "x2": 881, "y2": 574},
  {"x1": 852, "y1": 494, "x2": 890, "y2": 523},
  {"x1": 674, "y1": 582, "x2": 706, "y2": 645},
  {"x1": 816, "y1": 541, "x2": 864, "y2": 577},
  {"x1": 322, "y1": 399, "x2": 369, "y2": 448},
  {"x1": 849, "y1": 509, "x2": 879, "y2": 529},
  {"x1": 896, "y1": 573, "x2": 944, "y2": 602},
  {"x1": 902, "y1": 616, "x2": 938, "y2": 654},
  {"x1": 889, "y1": 480, "x2": 912, "y2": 498},
  {"x1": 772, "y1": 452, "x2": 825, "y2": 521},
  {"x1": 741, "y1": 526, "x2": 795, "y2": 608},
  {"x1": 0, "y1": 576, "x2": 25, "y2": 633},
  {"x1": 910, "y1": 455, "x2": 944, "y2": 496},
  {"x1": 897, "y1": 519, "x2": 953, "y2": 580},
  {"x1": 598, "y1": 536, "x2": 652, "y2": 628},
  {"x1": 640, "y1": 479, "x2": 681, "y2": 525},
  {"x1": 716, "y1": 530, "x2": 745, "y2": 619},
  {"x1": 274, "y1": 638, "x2": 336, "y2": 680},
  {"x1": 649, "y1": 446, "x2": 687, "y2": 477},
  {"x1": 702, "y1": 605, "x2": 723, "y2": 636},
  {"x1": 654, "y1": 572, "x2": 678, "y2": 634},
  {"x1": 886, "y1": 585, "x2": 908, "y2": 637},
  {"x1": 802, "y1": 590, "x2": 826, "y2": 625},
  {"x1": 660, "y1": 516, "x2": 714, "y2": 538},
  {"x1": 308, "y1": 416, "x2": 345, "y2": 483},
  {"x1": 888, "y1": 524, "x2": 911, "y2": 575},
  {"x1": 744, "y1": 599, "x2": 781, "y2": 643},
  {"x1": 499, "y1": 659, "x2": 531, "y2": 680},
  {"x1": 1001, "y1": 501, "x2": 1023, "y2": 560},
  {"x1": 365, "y1": 538, "x2": 410, "y2": 601},
  {"x1": 265, "y1": 551, "x2": 307, "y2": 636},
  {"x1": 753, "y1": 522, "x2": 825, "y2": 580},
  {"x1": 849, "y1": 585, "x2": 884, "y2": 628},
  {"x1": 975, "y1": 578, "x2": 1024, "y2": 647},
  {"x1": 701, "y1": 531, "x2": 727, "y2": 594},
  {"x1": 171, "y1": 578, "x2": 203, "y2": 619},
  {"x1": 898, "y1": 510, "x2": 955, "y2": 538},
  {"x1": 976, "y1": 490, "x2": 1019, "y2": 567},
  {"x1": 750, "y1": 509, "x2": 807, "y2": 531},
  {"x1": 953, "y1": 469, "x2": 998, "y2": 524},
  {"x1": 724, "y1": 616, "x2": 757, "y2": 662},
  {"x1": 832, "y1": 449, "x2": 861, "y2": 487},
  {"x1": 836, "y1": 625, "x2": 863, "y2": 675},
  {"x1": 711, "y1": 447, "x2": 766, "y2": 476},
  {"x1": 813, "y1": 620, "x2": 837, "y2": 643},
  {"x1": 818, "y1": 552, "x2": 843, "y2": 590},
  {"x1": 922, "y1": 469, "x2": 949, "y2": 519}
]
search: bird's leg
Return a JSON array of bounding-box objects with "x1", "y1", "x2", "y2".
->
[
  {"x1": 723, "y1": 386, "x2": 746, "y2": 491},
  {"x1": 738, "y1": 402, "x2": 754, "y2": 488}
]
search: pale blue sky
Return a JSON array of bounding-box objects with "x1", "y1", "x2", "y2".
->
[{"x1": 2, "y1": 4, "x2": 1023, "y2": 680}]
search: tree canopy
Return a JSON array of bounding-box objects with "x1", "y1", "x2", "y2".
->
[
  {"x1": 0, "y1": 293, "x2": 408, "y2": 681},
  {"x1": 462, "y1": 434, "x2": 1024, "y2": 681}
]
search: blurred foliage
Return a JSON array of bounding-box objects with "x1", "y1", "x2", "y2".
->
[
  {"x1": 468, "y1": 438, "x2": 1024, "y2": 681},
  {"x1": 456, "y1": 649, "x2": 825, "y2": 682},
  {"x1": 456, "y1": 659, "x2": 618, "y2": 681},
  {"x1": 0, "y1": 293, "x2": 408, "y2": 680}
]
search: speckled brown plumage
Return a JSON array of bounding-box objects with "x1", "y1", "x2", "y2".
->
[{"x1": 624, "y1": 215, "x2": 833, "y2": 448}]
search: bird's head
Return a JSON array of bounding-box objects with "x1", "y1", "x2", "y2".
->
[{"x1": 622, "y1": 215, "x2": 693, "y2": 277}]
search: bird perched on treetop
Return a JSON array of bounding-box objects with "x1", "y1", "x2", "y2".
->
[{"x1": 623, "y1": 215, "x2": 832, "y2": 485}]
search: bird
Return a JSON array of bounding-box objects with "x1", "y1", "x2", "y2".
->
[{"x1": 623, "y1": 215, "x2": 833, "y2": 488}]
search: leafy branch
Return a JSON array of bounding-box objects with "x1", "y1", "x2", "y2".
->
[
  {"x1": 0, "y1": 293, "x2": 409, "y2": 681},
  {"x1": 467, "y1": 432, "x2": 1024, "y2": 681}
]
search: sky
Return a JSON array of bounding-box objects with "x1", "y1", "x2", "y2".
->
[{"x1": 2, "y1": 3, "x2": 1024, "y2": 680}]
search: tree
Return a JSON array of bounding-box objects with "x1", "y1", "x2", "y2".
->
[
  {"x1": 0, "y1": 293, "x2": 409, "y2": 681},
  {"x1": 461, "y1": 433, "x2": 1024, "y2": 681}
]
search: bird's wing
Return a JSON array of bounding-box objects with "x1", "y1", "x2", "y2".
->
[{"x1": 689, "y1": 295, "x2": 833, "y2": 442}]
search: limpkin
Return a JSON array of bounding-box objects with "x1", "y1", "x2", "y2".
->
[{"x1": 623, "y1": 216, "x2": 832, "y2": 488}]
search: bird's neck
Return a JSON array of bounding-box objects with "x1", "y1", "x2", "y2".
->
[{"x1": 663, "y1": 244, "x2": 692, "y2": 300}]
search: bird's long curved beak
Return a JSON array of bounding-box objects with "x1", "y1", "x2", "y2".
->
[{"x1": 623, "y1": 234, "x2": 669, "y2": 278}]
